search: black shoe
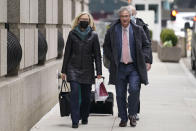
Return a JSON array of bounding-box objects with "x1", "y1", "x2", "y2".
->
[
  {"x1": 129, "y1": 116, "x2": 137, "y2": 127},
  {"x1": 82, "y1": 119, "x2": 88, "y2": 125},
  {"x1": 119, "y1": 121, "x2": 127, "y2": 127},
  {"x1": 72, "y1": 123, "x2": 79, "y2": 128}
]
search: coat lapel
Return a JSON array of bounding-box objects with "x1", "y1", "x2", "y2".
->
[
  {"x1": 116, "y1": 24, "x2": 122, "y2": 60},
  {"x1": 115, "y1": 23, "x2": 122, "y2": 64},
  {"x1": 129, "y1": 24, "x2": 135, "y2": 61}
]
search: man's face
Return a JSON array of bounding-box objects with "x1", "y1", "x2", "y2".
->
[{"x1": 120, "y1": 10, "x2": 130, "y2": 28}]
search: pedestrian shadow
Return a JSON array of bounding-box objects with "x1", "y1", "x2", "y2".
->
[
  {"x1": 90, "y1": 114, "x2": 113, "y2": 117},
  {"x1": 55, "y1": 123, "x2": 72, "y2": 128}
]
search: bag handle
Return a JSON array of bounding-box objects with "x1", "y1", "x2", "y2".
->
[{"x1": 60, "y1": 80, "x2": 70, "y2": 92}]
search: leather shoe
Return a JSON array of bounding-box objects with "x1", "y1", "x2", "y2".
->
[
  {"x1": 82, "y1": 119, "x2": 88, "y2": 124},
  {"x1": 129, "y1": 116, "x2": 137, "y2": 127},
  {"x1": 119, "y1": 121, "x2": 127, "y2": 127},
  {"x1": 72, "y1": 123, "x2": 79, "y2": 128}
]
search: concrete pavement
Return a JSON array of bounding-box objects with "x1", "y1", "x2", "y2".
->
[{"x1": 30, "y1": 53, "x2": 196, "y2": 131}]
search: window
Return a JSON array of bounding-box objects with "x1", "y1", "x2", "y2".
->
[
  {"x1": 136, "y1": 4, "x2": 145, "y2": 10},
  {"x1": 149, "y1": 4, "x2": 159, "y2": 23}
]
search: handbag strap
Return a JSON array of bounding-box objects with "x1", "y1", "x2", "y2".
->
[{"x1": 60, "y1": 80, "x2": 70, "y2": 92}]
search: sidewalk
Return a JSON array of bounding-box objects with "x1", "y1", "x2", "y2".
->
[{"x1": 30, "y1": 53, "x2": 196, "y2": 131}]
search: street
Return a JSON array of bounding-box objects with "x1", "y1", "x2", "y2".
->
[{"x1": 30, "y1": 53, "x2": 196, "y2": 131}]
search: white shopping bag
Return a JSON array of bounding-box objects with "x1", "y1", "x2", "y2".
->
[{"x1": 95, "y1": 79, "x2": 108, "y2": 102}]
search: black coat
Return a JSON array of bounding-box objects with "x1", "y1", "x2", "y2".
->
[
  {"x1": 61, "y1": 29, "x2": 102, "y2": 84},
  {"x1": 136, "y1": 18, "x2": 153, "y2": 64},
  {"x1": 103, "y1": 20, "x2": 150, "y2": 85}
]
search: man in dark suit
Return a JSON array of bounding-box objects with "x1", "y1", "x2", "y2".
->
[{"x1": 103, "y1": 7, "x2": 151, "y2": 127}]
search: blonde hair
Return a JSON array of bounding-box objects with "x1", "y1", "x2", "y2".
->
[{"x1": 71, "y1": 12, "x2": 96, "y2": 31}]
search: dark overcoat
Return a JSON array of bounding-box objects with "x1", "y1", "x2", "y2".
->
[
  {"x1": 136, "y1": 18, "x2": 153, "y2": 64},
  {"x1": 103, "y1": 20, "x2": 150, "y2": 85},
  {"x1": 61, "y1": 29, "x2": 102, "y2": 84}
]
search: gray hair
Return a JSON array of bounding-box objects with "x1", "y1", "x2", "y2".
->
[
  {"x1": 118, "y1": 7, "x2": 132, "y2": 17},
  {"x1": 127, "y1": 5, "x2": 137, "y2": 16}
]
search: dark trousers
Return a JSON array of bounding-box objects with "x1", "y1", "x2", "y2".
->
[
  {"x1": 137, "y1": 88, "x2": 141, "y2": 113},
  {"x1": 70, "y1": 81, "x2": 92, "y2": 124},
  {"x1": 116, "y1": 63, "x2": 140, "y2": 122},
  {"x1": 137, "y1": 97, "x2": 140, "y2": 113}
]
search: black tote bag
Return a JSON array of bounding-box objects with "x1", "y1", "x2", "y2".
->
[{"x1": 59, "y1": 80, "x2": 71, "y2": 117}]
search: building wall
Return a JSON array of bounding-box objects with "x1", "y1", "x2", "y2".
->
[
  {"x1": 0, "y1": 0, "x2": 7, "y2": 76},
  {"x1": 0, "y1": 0, "x2": 88, "y2": 131},
  {"x1": 133, "y1": 0, "x2": 162, "y2": 42},
  {"x1": 0, "y1": 60, "x2": 62, "y2": 131},
  {"x1": 83, "y1": 0, "x2": 89, "y2": 12},
  {"x1": 75, "y1": 0, "x2": 82, "y2": 16},
  {"x1": 137, "y1": 11, "x2": 155, "y2": 32}
]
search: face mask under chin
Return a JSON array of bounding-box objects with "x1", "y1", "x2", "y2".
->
[{"x1": 131, "y1": 16, "x2": 136, "y2": 23}]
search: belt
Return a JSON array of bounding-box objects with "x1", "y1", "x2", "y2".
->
[{"x1": 120, "y1": 62, "x2": 134, "y2": 65}]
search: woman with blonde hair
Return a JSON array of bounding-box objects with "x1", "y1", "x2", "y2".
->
[{"x1": 61, "y1": 12, "x2": 102, "y2": 128}]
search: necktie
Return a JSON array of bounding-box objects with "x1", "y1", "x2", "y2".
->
[{"x1": 122, "y1": 29, "x2": 129, "y2": 64}]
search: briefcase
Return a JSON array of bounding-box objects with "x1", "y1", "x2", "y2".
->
[
  {"x1": 59, "y1": 80, "x2": 71, "y2": 117},
  {"x1": 90, "y1": 91, "x2": 114, "y2": 115}
]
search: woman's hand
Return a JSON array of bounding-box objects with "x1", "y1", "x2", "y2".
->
[
  {"x1": 61, "y1": 73, "x2": 67, "y2": 80},
  {"x1": 97, "y1": 75, "x2": 102, "y2": 79}
]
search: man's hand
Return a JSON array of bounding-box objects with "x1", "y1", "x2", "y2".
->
[{"x1": 146, "y1": 63, "x2": 151, "y2": 71}]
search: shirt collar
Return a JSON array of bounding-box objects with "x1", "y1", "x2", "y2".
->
[{"x1": 122, "y1": 24, "x2": 130, "y2": 31}]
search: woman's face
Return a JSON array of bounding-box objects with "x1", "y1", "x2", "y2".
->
[{"x1": 78, "y1": 14, "x2": 90, "y2": 23}]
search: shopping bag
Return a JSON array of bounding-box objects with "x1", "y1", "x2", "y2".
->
[
  {"x1": 99, "y1": 82, "x2": 108, "y2": 96},
  {"x1": 59, "y1": 80, "x2": 71, "y2": 117},
  {"x1": 95, "y1": 78, "x2": 108, "y2": 102}
]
